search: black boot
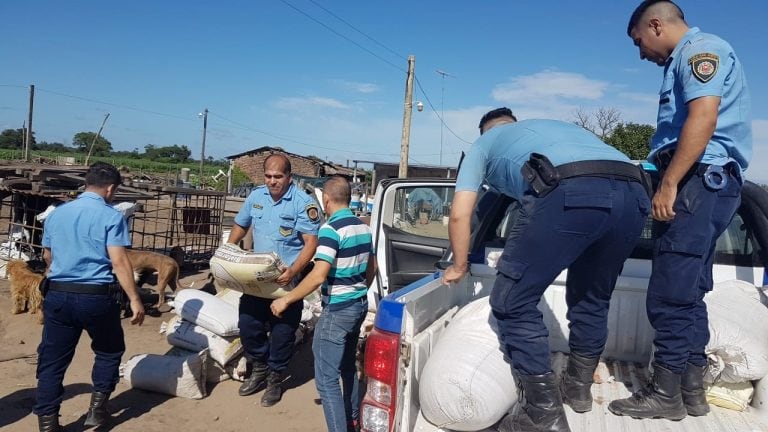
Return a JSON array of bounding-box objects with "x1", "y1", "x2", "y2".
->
[
  {"x1": 238, "y1": 361, "x2": 268, "y2": 396},
  {"x1": 608, "y1": 363, "x2": 687, "y2": 420},
  {"x1": 83, "y1": 391, "x2": 110, "y2": 428},
  {"x1": 681, "y1": 363, "x2": 710, "y2": 416},
  {"x1": 560, "y1": 353, "x2": 599, "y2": 413},
  {"x1": 38, "y1": 413, "x2": 63, "y2": 432},
  {"x1": 260, "y1": 370, "x2": 284, "y2": 407},
  {"x1": 498, "y1": 372, "x2": 571, "y2": 432}
]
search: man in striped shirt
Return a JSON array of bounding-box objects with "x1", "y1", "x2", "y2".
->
[{"x1": 271, "y1": 176, "x2": 376, "y2": 432}]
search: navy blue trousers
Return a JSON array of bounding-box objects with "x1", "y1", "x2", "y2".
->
[
  {"x1": 648, "y1": 169, "x2": 741, "y2": 373},
  {"x1": 34, "y1": 291, "x2": 125, "y2": 416},
  {"x1": 490, "y1": 177, "x2": 650, "y2": 376},
  {"x1": 238, "y1": 294, "x2": 302, "y2": 372}
]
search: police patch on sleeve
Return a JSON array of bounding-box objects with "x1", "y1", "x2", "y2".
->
[
  {"x1": 306, "y1": 204, "x2": 320, "y2": 222},
  {"x1": 688, "y1": 53, "x2": 719, "y2": 83}
]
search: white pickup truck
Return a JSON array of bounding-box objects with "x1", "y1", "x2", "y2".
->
[{"x1": 359, "y1": 177, "x2": 768, "y2": 432}]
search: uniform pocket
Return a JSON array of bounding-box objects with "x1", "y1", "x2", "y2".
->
[
  {"x1": 490, "y1": 259, "x2": 528, "y2": 313},
  {"x1": 658, "y1": 230, "x2": 706, "y2": 257},
  {"x1": 278, "y1": 213, "x2": 296, "y2": 238},
  {"x1": 556, "y1": 189, "x2": 613, "y2": 236}
]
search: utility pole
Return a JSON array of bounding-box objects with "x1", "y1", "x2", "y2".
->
[
  {"x1": 399, "y1": 55, "x2": 415, "y2": 178},
  {"x1": 199, "y1": 108, "x2": 208, "y2": 181},
  {"x1": 24, "y1": 84, "x2": 34, "y2": 162},
  {"x1": 85, "y1": 113, "x2": 110, "y2": 166},
  {"x1": 435, "y1": 70, "x2": 454, "y2": 166}
]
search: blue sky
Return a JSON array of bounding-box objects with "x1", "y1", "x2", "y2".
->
[{"x1": 1, "y1": 1, "x2": 766, "y2": 182}]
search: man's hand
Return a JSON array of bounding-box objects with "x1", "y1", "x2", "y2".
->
[
  {"x1": 442, "y1": 264, "x2": 467, "y2": 284},
  {"x1": 652, "y1": 182, "x2": 678, "y2": 221},
  {"x1": 129, "y1": 299, "x2": 145, "y2": 325},
  {"x1": 275, "y1": 267, "x2": 295, "y2": 286},
  {"x1": 270, "y1": 297, "x2": 290, "y2": 318}
]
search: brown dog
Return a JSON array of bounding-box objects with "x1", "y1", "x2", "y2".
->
[
  {"x1": 7, "y1": 260, "x2": 44, "y2": 324},
  {"x1": 126, "y1": 249, "x2": 182, "y2": 309}
]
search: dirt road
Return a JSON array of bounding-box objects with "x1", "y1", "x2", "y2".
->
[{"x1": 0, "y1": 274, "x2": 327, "y2": 432}]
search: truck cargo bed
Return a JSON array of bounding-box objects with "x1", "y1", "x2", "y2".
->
[{"x1": 413, "y1": 353, "x2": 768, "y2": 432}]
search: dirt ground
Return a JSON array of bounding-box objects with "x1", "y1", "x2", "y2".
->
[{"x1": 0, "y1": 271, "x2": 328, "y2": 432}]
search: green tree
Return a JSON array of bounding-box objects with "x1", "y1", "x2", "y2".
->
[
  {"x1": 73, "y1": 132, "x2": 113, "y2": 156},
  {"x1": 605, "y1": 122, "x2": 655, "y2": 160},
  {"x1": 0, "y1": 128, "x2": 33, "y2": 149},
  {"x1": 34, "y1": 141, "x2": 72, "y2": 152},
  {"x1": 143, "y1": 144, "x2": 191, "y2": 162}
]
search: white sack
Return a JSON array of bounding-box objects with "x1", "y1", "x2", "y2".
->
[
  {"x1": 209, "y1": 244, "x2": 290, "y2": 299},
  {"x1": 419, "y1": 297, "x2": 517, "y2": 431},
  {"x1": 123, "y1": 350, "x2": 208, "y2": 399},
  {"x1": 705, "y1": 280, "x2": 768, "y2": 383},
  {"x1": 166, "y1": 316, "x2": 243, "y2": 366},
  {"x1": 174, "y1": 288, "x2": 239, "y2": 337},
  {"x1": 706, "y1": 381, "x2": 754, "y2": 411}
]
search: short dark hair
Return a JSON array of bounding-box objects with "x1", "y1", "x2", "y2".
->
[
  {"x1": 263, "y1": 153, "x2": 292, "y2": 174},
  {"x1": 627, "y1": 0, "x2": 684, "y2": 36},
  {"x1": 478, "y1": 107, "x2": 517, "y2": 131},
  {"x1": 85, "y1": 162, "x2": 121, "y2": 187},
  {"x1": 324, "y1": 175, "x2": 351, "y2": 205}
]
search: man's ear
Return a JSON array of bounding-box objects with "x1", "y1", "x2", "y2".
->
[{"x1": 649, "y1": 17, "x2": 663, "y2": 36}]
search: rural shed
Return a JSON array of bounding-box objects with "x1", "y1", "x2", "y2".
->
[{"x1": 227, "y1": 146, "x2": 355, "y2": 184}]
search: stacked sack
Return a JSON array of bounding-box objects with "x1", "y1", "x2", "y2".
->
[
  {"x1": 122, "y1": 289, "x2": 244, "y2": 399},
  {"x1": 701, "y1": 279, "x2": 768, "y2": 410}
]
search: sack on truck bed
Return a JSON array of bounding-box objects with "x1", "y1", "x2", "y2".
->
[
  {"x1": 419, "y1": 297, "x2": 518, "y2": 431},
  {"x1": 705, "y1": 280, "x2": 768, "y2": 383},
  {"x1": 123, "y1": 350, "x2": 208, "y2": 399},
  {"x1": 209, "y1": 243, "x2": 290, "y2": 299},
  {"x1": 174, "y1": 289, "x2": 239, "y2": 337},
  {"x1": 166, "y1": 315, "x2": 243, "y2": 366}
]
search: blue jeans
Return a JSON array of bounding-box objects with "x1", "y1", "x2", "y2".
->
[
  {"x1": 34, "y1": 291, "x2": 125, "y2": 416},
  {"x1": 490, "y1": 178, "x2": 649, "y2": 375},
  {"x1": 313, "y1": 297, "x2": 367, "y2": 432}
]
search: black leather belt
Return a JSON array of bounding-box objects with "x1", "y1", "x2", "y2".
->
[
  {"x1": 48, "y1": 281, "x2": 118, "y2": 295},
  {"x1": 556, "y1": 160, "x2": 644, "y2": 183}
]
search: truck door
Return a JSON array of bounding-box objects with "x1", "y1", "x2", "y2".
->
[{"x1": 370, "y1": 179, "x2": 455, "y2": 298}]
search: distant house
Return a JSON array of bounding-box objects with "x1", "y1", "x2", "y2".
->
[
  {"x1": 226, "y1": 146, "x2": 356, "y2": 184},
  {"x1": 369, "y1": 162, "x2": 457, "y2": 193}
]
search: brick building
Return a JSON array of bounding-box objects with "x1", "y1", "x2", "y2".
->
[{"x1": 227, "y1": 146, "x2": 355, "y2": 184}]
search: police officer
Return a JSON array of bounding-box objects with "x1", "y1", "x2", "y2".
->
[
  {"x1": 35, "y1": 162, "x2": 145, "y2": 432},
  {"x1": 610, "y1": 1, "x2": 751, "y2": 420},
  {"x1": 443, "y1": 110, "x2": 650, "y2": 432},
  {"x1": 227, "y1": 154, "x2": 321, "y2": 407}
]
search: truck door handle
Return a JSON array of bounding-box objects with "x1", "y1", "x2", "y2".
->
[{"x1": 435, "y1": 261, "x2": 452, "y2": 270}]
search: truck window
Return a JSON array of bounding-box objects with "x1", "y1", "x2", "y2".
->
[
  {"x1": 390, "y1": 186, "x2": 454, "y2": 241},
  {"x1": 486, "y1": 200, "x2": 757, "y2": 268}
]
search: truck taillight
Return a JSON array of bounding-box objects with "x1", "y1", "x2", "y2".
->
[{"x1": 361, "y1": 327, "x2": 400, "y2": 432}]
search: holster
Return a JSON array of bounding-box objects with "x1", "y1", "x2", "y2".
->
[
  {"x1": 521, "y1": 153, "x2": 561, "y2": 197},
  {"x1": 638, "y1": 166, "x2": 653, "y2": 199},
  {"x1": 39, "y1": 277, "x2": 50, "y2": 298}
]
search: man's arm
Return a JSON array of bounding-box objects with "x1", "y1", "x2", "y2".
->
[
  {"x1": 653, "y1": 96, "x2": 720, "y2": 221},
  {"x1": 365, "y1": 254, "x2": 378, "y2": 287},
  {"x1": 107, "y1": 245, "x2": 145, "y2": 325},
  {"x1": 43, "y1": 247, "x2": 52, "y2": 271},
  {"x1": 275, "y1": 232, "x2": 318, "y2": 285},
  {"x1": 442, "y1": 190, "x2": 478, "y2": 284},
  {"x1": 226, "y1": 223, "x2": 249, "y2": 245},
  {"x1": 271, "y1": 260, "x2": 330, "y2": 317}
]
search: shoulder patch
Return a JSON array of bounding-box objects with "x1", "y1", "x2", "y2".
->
[
  {"x1": 306, "y1": 204, "x2": 320, "y2": 222},
  {"x1": 688, "y1": 53, "x2": 719, "y2": 83}
]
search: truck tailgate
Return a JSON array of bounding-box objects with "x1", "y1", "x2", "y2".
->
[{"x1": 413, "y1": 352, "x2": 768, "y2": 432}]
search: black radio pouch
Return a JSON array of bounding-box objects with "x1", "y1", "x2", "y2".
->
[
  {"x1": 39, "y1": 277, "x2": 50, "y2": 298},
  {"x1": 521, "y1": 153, "x2": 561, "y2": 197}
]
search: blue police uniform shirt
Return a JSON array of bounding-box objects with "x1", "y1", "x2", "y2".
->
[
  {"x1": 234, "y1": 182, "x2": 320, "y2": 266},
  {"x1": 649, "y1": 27, "x2": 752, "y2": 173},
  {"x1": 42, "y1": 191, "x2": 131, "y2": 284},
  {"x1": 456, "y1": 119, "x2": 631, "y2": 200}
]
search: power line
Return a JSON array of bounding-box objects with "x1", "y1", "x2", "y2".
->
[
  {"x1": 413, "y1": 75, "x2": 472, "y2": 144},
  {"x1": 278, "y1": 0, "x2": 404, "y2": 73},
  {"x1": 306, "y1": 0, "x2": 406, "y2": 61}
]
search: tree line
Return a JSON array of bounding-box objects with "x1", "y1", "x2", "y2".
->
[{"x1": 0, "y1": 128, "x2": 196, "y2": 164}]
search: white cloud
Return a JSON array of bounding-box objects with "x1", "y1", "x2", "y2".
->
[
  {"x1": 492, "y1": 71, "x2": 609, "y2": 103},
  {"x1": 334, "y1": 80, "x2": 380, "y2": 94},
  {"x1": 273, "y1": 96, "x2": 349, "y2": 110}
]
